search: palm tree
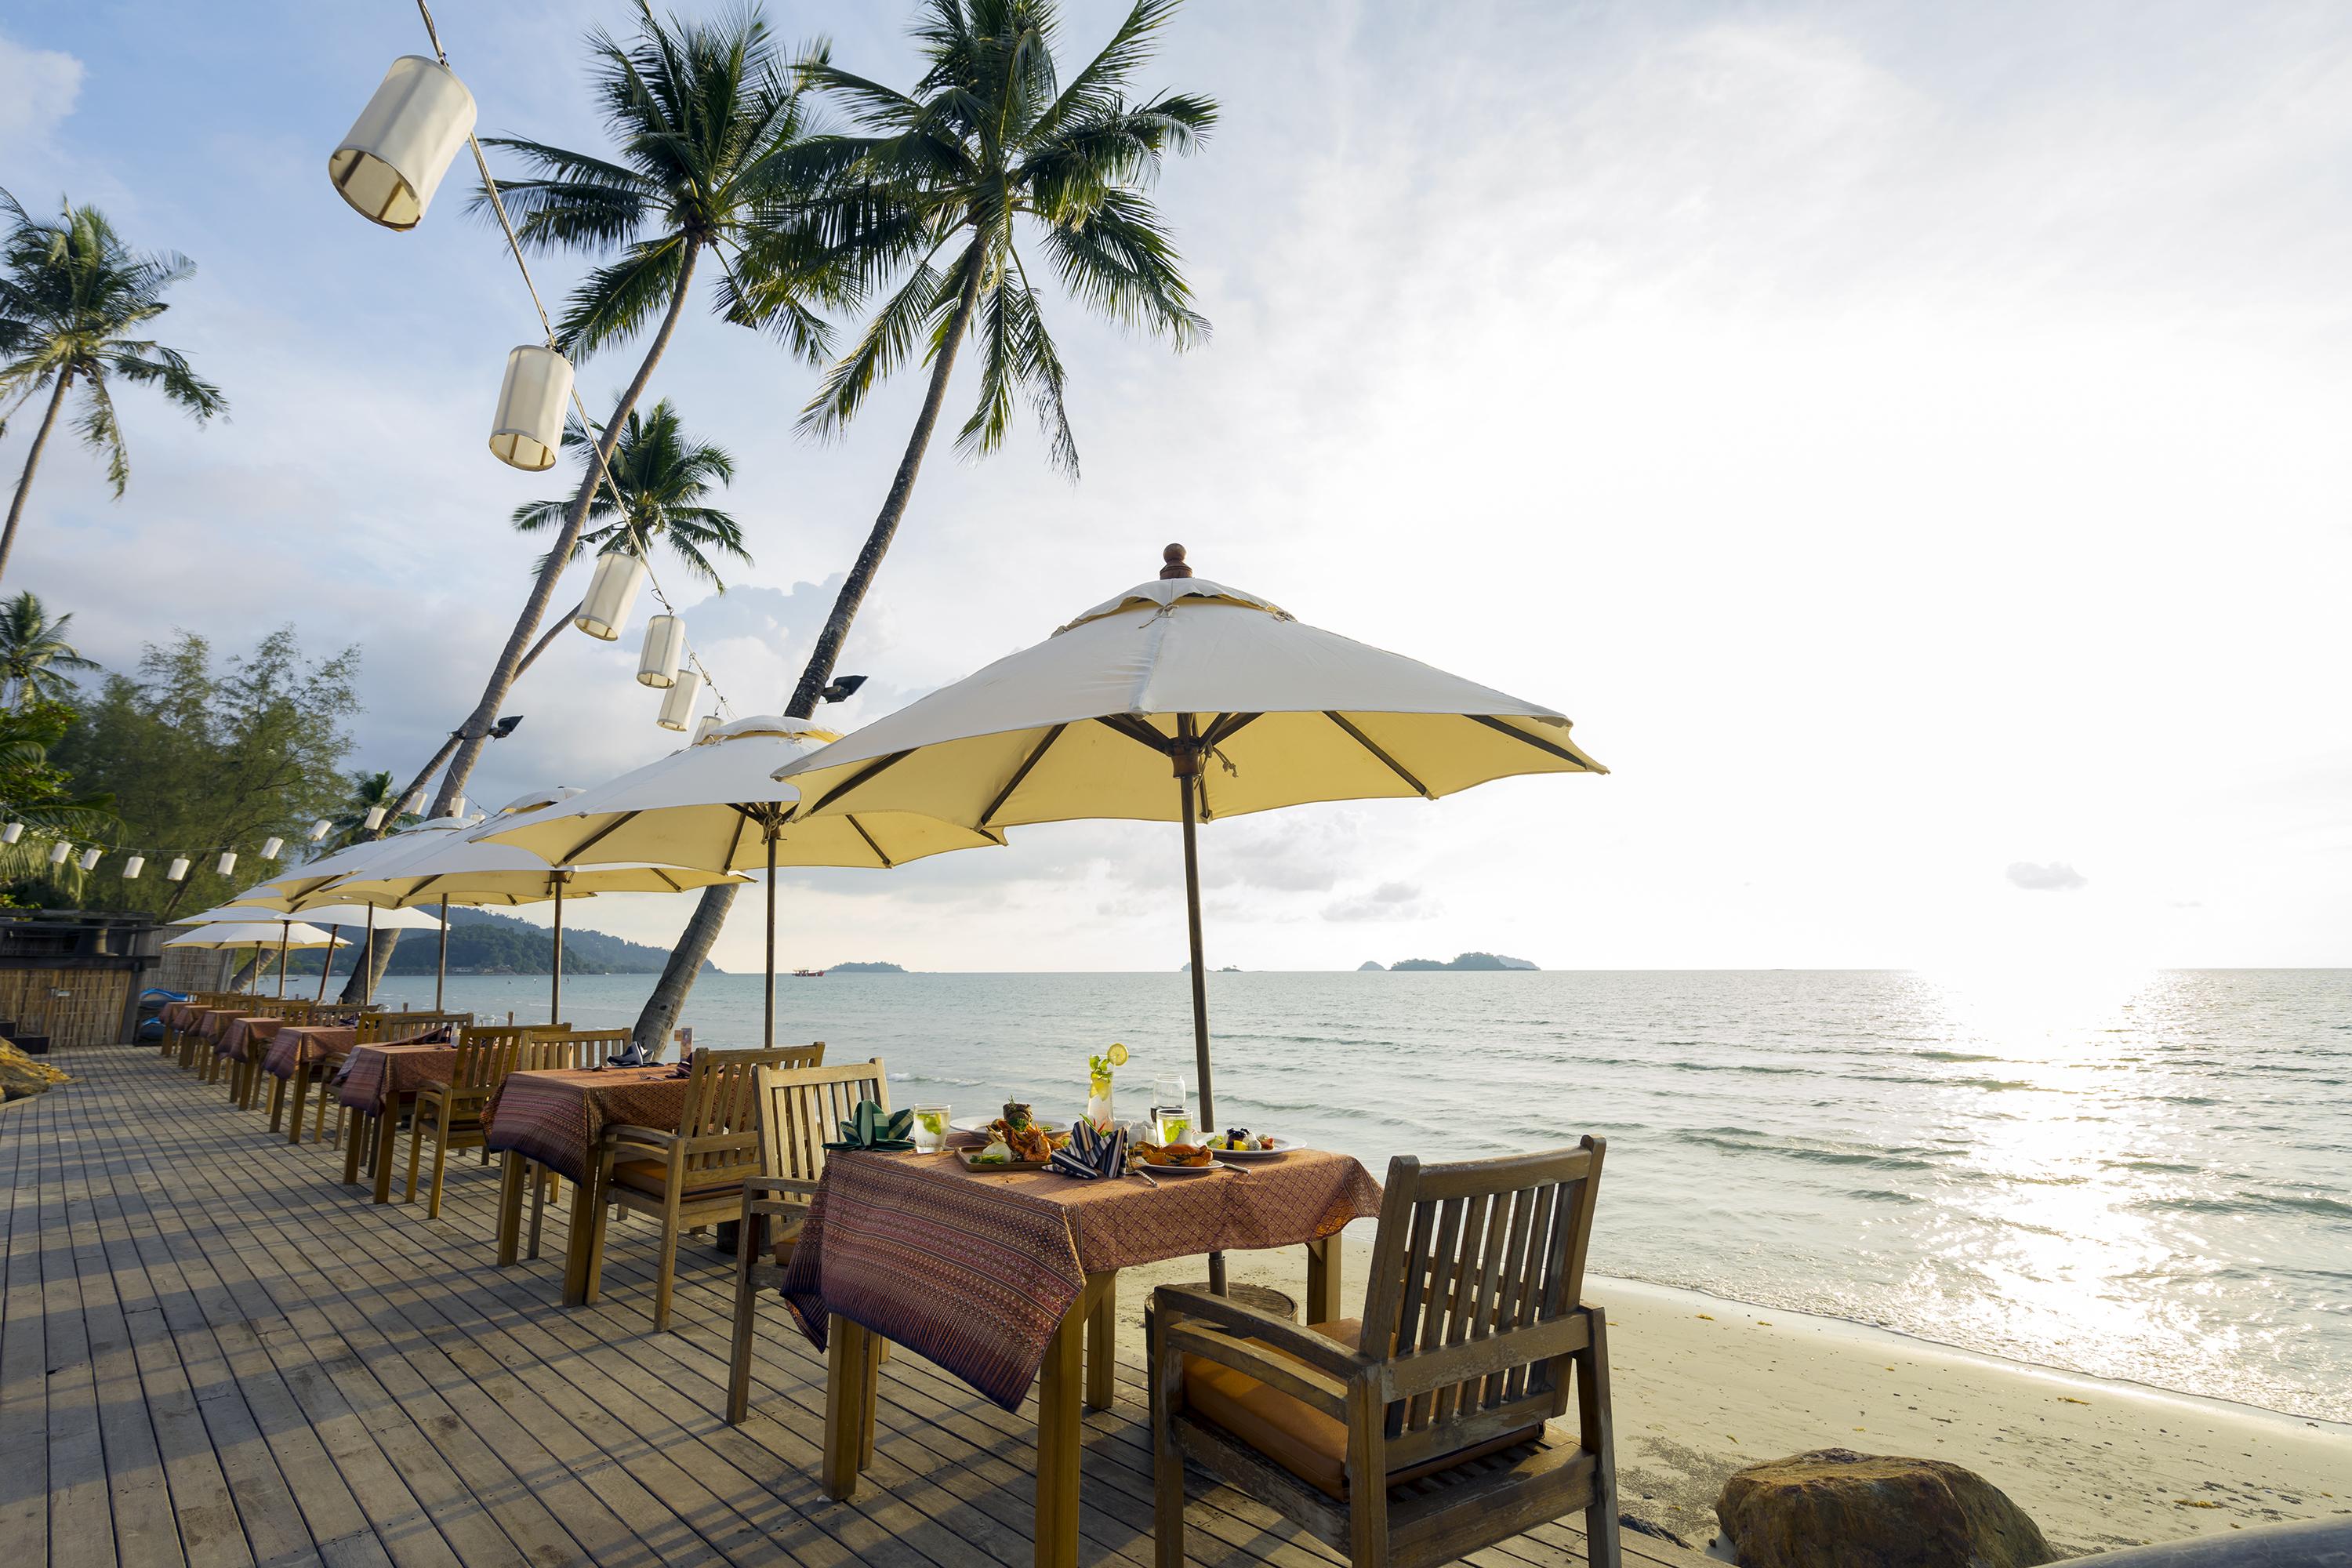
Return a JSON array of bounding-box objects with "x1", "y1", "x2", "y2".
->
[
  {"x1": 631, "y1": 0, "x2": 1214, "y2": 1048},
  {"x1": 0, "y1": 592, "x2": 99, "y2": 709},
  {"x1": 511, "y1": 399, "x2": 750, "y2": 589},
  {"x1": 419, "y1": 0, "x2": 845, "y2": 823},
  {"x1": 324, "y1": 770, "x2": 417, "y2": 851},
  {"x1": 0, "y1": 194, "x2": 227, "y2": 590}
]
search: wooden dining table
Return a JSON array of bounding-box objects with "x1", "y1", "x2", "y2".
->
[
  {"x1": 482, "y1": 1065, "x2": 693, "y2": 1304},
  {"x1": 264, "y1": 1024, "x2": 360, "y2": 1143},
  {"x1": 777, "y1": 1146, "x2": 1382, "y2": 1568},
  {"x1": 336, "y1": 1040, "x2": 460, "y2": 1204}
]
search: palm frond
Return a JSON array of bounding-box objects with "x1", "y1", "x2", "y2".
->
[
  {"x1": 555, "y1": 236, "x2": 689, "y2": 358},
  {"x1": 797, "y1": 256, "x2": 953, "y2": 438}
]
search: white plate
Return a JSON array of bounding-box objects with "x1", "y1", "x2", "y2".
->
[
  {"x1": 1210, "y1": 1137, "x2": 1297, "y2": 1162},
  {"x1": 949, "y1": 1112, "x2": 1073, "y2": 1135}
]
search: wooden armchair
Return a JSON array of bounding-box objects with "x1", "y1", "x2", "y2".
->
[
  {"x1": 725, "y1": 1054, "x2": 880, "y2": 1424},
  {"x1": 585, "y1": 1044, "x2": 823, "y2": 1330},
  {"x1": 521, "y1": 1027, "x2": 626, "y2": 1071},
  {"x1": 1151, "y1": 1139, "x2": 1619, "y2": 1568},
  {"x1": 405, "y1": 1028, "x2": 525, "y2": 1217}
]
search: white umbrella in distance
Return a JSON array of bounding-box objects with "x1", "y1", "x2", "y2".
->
[
  {"x1": 180, "y1": 902, "x2": 445, "y2": 1000},
  {"x1": 229, "y1": 820, "x2": 481, "y2": 1000},
  {"x1": 475, "y1": 713, "x2": 1002, "y2": 1047},
  {"x1": 166, "y1": 920, "x2": 349, "y2": 996},
  {"x1": 775, "y1": 546, "x2": 1608, "y2": 1287}
]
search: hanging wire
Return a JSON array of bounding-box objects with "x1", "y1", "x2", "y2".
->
[{"x1": 413, "y1": 0, "x2": 738, "y2": 721}]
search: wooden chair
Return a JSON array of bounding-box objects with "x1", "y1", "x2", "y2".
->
[
  {"x1": 1150, "y1": 1138, "x2": 1619, "y2": 1568},
  {"x1": 586, "y1": 1044, "x2": 824, "y2": 1331},
  {"x1": 404, "y1": 1027, "x2": 525, "y2": 1217},
  {"x1": 725, "y1": 1055, "x2": 880, "y2": 1423}
]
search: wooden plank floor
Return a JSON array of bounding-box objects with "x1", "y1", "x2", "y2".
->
[{"x1": 1, "y1": 1047, "x2": 1708, "y2": 1568}]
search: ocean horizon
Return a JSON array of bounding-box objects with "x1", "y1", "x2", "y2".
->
[{"x1": 360, "y1": 965, "x2": 2352, "y2": 1425}]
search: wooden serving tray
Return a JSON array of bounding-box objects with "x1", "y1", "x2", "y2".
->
[{"x1": 955, "y1": 1149, "x2": 1054, "y2": 1173}]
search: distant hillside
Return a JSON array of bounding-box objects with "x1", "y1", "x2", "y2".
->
[
  {"x1": 1358, "y1": 960, "x2": 1386, "y2": 971},
  {"x1": 1388, "y1": 952, "x2": 1539, "y2": 971},
  {"x1": 281, "y1": 906, "x2": 716, "y2": 977},
  {"x1": 830, "y1": 961, "x2": 906, "y2": 974}
]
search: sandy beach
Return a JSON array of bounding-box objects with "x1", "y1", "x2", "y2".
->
[{"x1": 1116, "y1": 1238, "x2": 2352, "y2": 1560}]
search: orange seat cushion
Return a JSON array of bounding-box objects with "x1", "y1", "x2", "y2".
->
[
  {"x1": 609, "y1": 1158, "x2": 746, "y2": 1199},
  {"x1": 1181, "y1": 1319, "x2": 1544, "y2": 1501}
]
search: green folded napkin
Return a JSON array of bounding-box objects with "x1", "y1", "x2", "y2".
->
[{"x1": 826, "y1": 1099, "x2": 917, "y2": 1152}]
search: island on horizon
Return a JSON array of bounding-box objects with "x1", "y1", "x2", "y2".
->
[
  {"x1": 829, "y1": 960, "x2": 909, "y2": 974},
  {"x1": 1367, "y1": 951, "x2": 1540, "y2": 971}
]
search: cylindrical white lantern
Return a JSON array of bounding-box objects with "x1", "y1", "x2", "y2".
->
[
  {"x1": 637, "y1": 614, "x2": 685, "y2": 688},
  {"x1": 216, "y1": 851, "x2": 238, "y2": 876},
  {"x1": 260, "y1": 836, "x2": 285, "y2": 860},
  {"x1": 574, "y1": 551, "x2": 648, "y2": 641},
  {"x1": 488, "y1": 345, "x2": 574, "y2": 471},
  {"x1": 328, "y1": 56, "x2": 477, "y2": 231},
  {"x1": 363, "y1": 804, "x2": 388, "y2": 830},
  {"x1": 49, "y1": 841, "x2": 71, "y2": 866},
  {"x1": 309, "y1": 818, "x2": 332, "y2": 841},
  {"x1": 688, "y1": 714, "x2": 720, "y2": 745},
  {"x1": 655, "y1": 668, "x2": 703, "y2": 731},
  {"x1": 165, "y1": 857, "x2": 191, "y2": 881},
  {"x1": 445, "y1": 795, "x2": 468, "y2": 818},
  {"x1": 0, "y1": 823, "x2": 20, "y2": 844},
  {"x1": 122, "y1": 855, "x2": 144, "y2": 880},
  {"x1": 77, "y1": 848, "x2": 101, "y2": 872}
]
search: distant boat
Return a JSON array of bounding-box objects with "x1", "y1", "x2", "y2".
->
[{"x1": 789, "y1": 967, "x2": 825, "y2": 978}]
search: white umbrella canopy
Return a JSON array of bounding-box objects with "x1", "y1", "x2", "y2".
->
[
  {"x1": 180, "y1": 902, "x2": 445, "y2": 931},
  {"x1": 474, "y1": 714, "x2": 1004, "y2": 1047},
  {"x1": 167, "y1": 921, "x2": 347, "y2": 949},
  {"x1": 775, "y1": 546, "x2": 1608, "y2": 1289}
]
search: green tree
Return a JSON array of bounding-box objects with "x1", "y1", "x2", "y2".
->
[
  {"x1": 0, "y1": 591, "x2": 99, "y2": 709},
  {"x1": 0, "y1": 696, "x2": 120, "y2": 906},
  {"x1": 510, "y1": 398, "x2": 750, "y2": 589},
  {"x1": 0, "y1": 194, "x2": 227, "y2": 589},
  {"x1": 632, "y1": 0, "x2": 1215, "y2": 1047},
  {"x1": 322, "y1": 769, "x2": 420, "y2": 851},
  {"x1": 56, "y1": 628, "x2": 359, "y2": 920}
]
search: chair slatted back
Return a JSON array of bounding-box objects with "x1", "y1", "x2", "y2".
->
[
  {"x1": 446, "y1": 1029, "x2": 524, "y2": 1094},
  {"x1": 755, "y1": 1058, "x2": 884, "y2": 1188},
  {"x1": 1356, "y1": 1138, "x2": 1606, "y2": 1468},
  {"x1": 675, "y1": 1045, "x2": 825, "y2": 1185},
  {"x1": 358, "y1": 1009, "x2": 470, "y2": 1044},
  {"x1": 511, "y1": 1026, "x2": 607, "y2": 1072}
]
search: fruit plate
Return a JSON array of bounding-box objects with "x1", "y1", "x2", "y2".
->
[
  {"x1": 956, "y1": 1149, "x2": 1052, "y2": 1173},
  {"x1": 1210, "y1": 1138, "x2": 1298, "y2": 1162}
]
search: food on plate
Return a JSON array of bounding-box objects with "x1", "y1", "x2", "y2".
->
[
  {"x1": 1205, "y1": 1127, "x2": 1280, "y2": 1152},
  {"x1": 1136, "y1": 1142, "x2": 1215, "y2": 1167},
  {"x1": 972, "y1": 1141, "x2": 1014, "y2": 1165},
  {"x1": 984, "y1": 1115, "x2": 1054, "y2": 1163}
]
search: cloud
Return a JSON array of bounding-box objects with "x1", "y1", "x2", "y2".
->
[
  {"x1": 1322, "y1": 880, "x2": 1435, "y2": 922},
  {"x1": 2006, "y1": 861, "x2": 2088, "y2": 892},
  {"x1": 0, "y1": 34, "x2": 82, "y2": 158}
]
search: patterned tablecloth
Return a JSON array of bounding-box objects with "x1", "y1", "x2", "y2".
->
[
  {"x1": 162, "y1": 1001, "x2": 194, "y2": 1032},
  {"x1": 194, "y1": 1007, "x2": 245, "y2": 1044},
  {"x1": 221, "y1": 1014, "x2": 285, "y2": 1063},
  {"x1": 779, "y1": 1149, "x2": 1383, "y2": 1410},
  {"x1": 263, "y1": 1025, "x2": 361, "y2": 1081},
  {"x1": 338, "y1": 1040, "x2": 459, "y2": 1116},
  {"x1": 482, "y1": 1066, "x2": 691, "y2": 1184}
]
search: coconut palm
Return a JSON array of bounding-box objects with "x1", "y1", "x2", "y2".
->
[
  {"x1": 423, "y1": 0, "x2": 846, "y2": 820},
  {"x1": 0, "y1": 193, "x2": 227, "y2": 590},
  {"x1": 631, "y1": 0, "x2": 1215, "y2": 1048},
  {"x1": 510, "y1": 399, "x2": 750, "y2": 590},
  {"x1": 324, "y1": 770, "x2": 417, "y2": 851},
  {"x1": 0, "y1": 592, "x2": 99, "y2": 710}
]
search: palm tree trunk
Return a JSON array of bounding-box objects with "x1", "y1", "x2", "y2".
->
[
  {"x1": 629, "y1": 239, "x2": 989, "y2": 1052},
  {"x1": 0, "y1": 372, "x2": 74, "y2": 591}
]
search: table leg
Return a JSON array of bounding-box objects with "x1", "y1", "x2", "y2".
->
[
  {"x1": 341, "y1": 1109, "x2": 366, "y2": 1186},
  {"x1": 1036, "y1": 1272, "x2": 1112, "y2": 1568},
  {"x1": 561, "y1": 1167, "x2": 602, "y2": 1305},
  {"x1": 495, "y1": 1152, "x2": 525, "y2": 1265},
  {"x1": 371, "y1": 1099, "x2": 399, "y2": 1205},
  {"x1": 1305, "y1": 1232, "x2": 1344, "y2": 1324},
  {"x1": 1085, "y1": 1272, "x2": 1117, "y2": 1411},
  {"x1": 821, "y1": 1315, "x2": 880, "y2": 1501},
  {"x1": 288, "y1": 1064, "x2": 312, "y2": 1145},
  {"x1": 267, "y1": 1073, "x2": 286, "y2": 1134}
]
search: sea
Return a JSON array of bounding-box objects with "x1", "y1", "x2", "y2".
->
[{"x1": 368, "y1": 966, "x2": 2352, "y2": 1423}]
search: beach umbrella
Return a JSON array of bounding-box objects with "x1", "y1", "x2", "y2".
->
[
  {"x1": 180, "y1": 902, "x2": 445, "y2": 1000},
  {"x1": 474, "y1": 714, "x2": 1001, "y2": 1048},
  {"x1": 166, "y1": 921, "x2": 348, "y2": 994},
  {"x1": 324, "y1": 793, "x2": 742, "y2": 1024},
  {"x1": 774, "y1": 546, "x2": 1607, "y2": 1287}
]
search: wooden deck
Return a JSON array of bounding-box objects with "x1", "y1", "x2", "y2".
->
[{"x1": 1, "y1": 1046, "x2": 1710, "y2": 1568}]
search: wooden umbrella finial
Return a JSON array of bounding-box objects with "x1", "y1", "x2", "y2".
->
[{"x1": 1160, "y1": 543, "x2": 1192, "y2": 579}]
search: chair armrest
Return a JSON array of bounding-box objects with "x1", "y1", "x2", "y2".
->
[
  {"x1": 744, "y1": 1176, "x2": 821, "y2": 1200},
  {"x1": 1152, "y1": 1283, "x2": 1370, "y2": 1381},
  {"x1": 1160, "y1": 1322, "x2": 1352, "y2": 1421},
  {"x1": 603, "y1": 1123, "x2": 677, "y2": 1146}
]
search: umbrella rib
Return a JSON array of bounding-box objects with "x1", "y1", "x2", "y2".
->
[
  {"x1": 560, "y1": 811, "x2": 640, "y2": 864},
  {"x1": 722, "y1": 810, "x2": 750, "y2": 869},
  {"x1": 1466, "y1": 713, "x2": 1602, "y2": 771},
  {"x1": 1325, "y1": 712, "x2": 1434, "y2": 800},
  {"x1": 1093, "y1": 714, "x2": 1174, "y2": 754},
  {"x1": 1200, "y1": 712, "x2": 1261, "y2": 750},
  {"x1": 844, "y1": 814, "x2": 894, "y2": 869},
  {"x1": 806, "y1": 750, "x2": 913, "y2": 815},
  {"x1": 979, "y1": 724, "x2": 1065, "y2": 828}
]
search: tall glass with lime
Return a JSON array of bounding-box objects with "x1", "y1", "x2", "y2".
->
[{"x1": 1086, "y1": 1042, "x2": 1127, "y2": 1132}]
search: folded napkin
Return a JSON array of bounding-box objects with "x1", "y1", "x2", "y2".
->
[
  {"x1": 1048, "y1": 1120, "x2": 1128, "y2": 1181},
  {"x1": 604, "y1": 1041, "x2": 655, "y2": 1069},
  {"x1": 826, "y1": 1099, "x2": 916, "y2": 1152}
]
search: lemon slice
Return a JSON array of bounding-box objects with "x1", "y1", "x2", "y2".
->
[{"x1": 1107, "y1": 1041, "x2": 1129, "y2": 1068}]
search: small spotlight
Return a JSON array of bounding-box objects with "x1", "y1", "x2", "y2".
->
[
  {"x1": 490, "y1": 714, "x2": 524, "y2": 739},
  {"x1": 819, "y1": 675, "x2": 867, "y2": 704}
]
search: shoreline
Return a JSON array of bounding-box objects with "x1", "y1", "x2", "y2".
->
[{"x1": 1113, "y1": 1240, "x2": 2352, "y2": 1559}]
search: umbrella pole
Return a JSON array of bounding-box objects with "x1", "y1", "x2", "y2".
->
[
  {"x1": 550, "y1": 877, "x2": 564, "y2": 1025},
  {"x1": 764, "y1": 826, "x2": 778, "y2": 1051},
  {"x1": 277, "y1": 923, "x2": 290, "y2": 998},
  {"x1": 1176, "y1": 757, "x2": 1226, "y2": 1295},
  {"x1": 361, "y1": 904, "x2": 376, "y2": 1004},
  {"x1": 436, "y1": 896, "x2": 448, "y2": 1011},
  {"x1": 316, "y1": 928, "x2": 337, "y2": 1002}
]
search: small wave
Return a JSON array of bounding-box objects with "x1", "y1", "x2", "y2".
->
[
  {"x1": 1845, "y1": 1189, "x2": 1919, "y2": 1204},
  {"x1": 2100, "y1": 1158, "x2": 2200, "y2": 1174},
  {"x1": 1675, "y1": 1129, "x2": 1939, "y2": 1172},
  {"x1": 2136, "y1": 1191, "x2": 2352, "y2": 1221}
]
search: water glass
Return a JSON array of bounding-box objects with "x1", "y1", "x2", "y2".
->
[
  {"x1": 911, "y1": 1105, "x2": 951, "y2": 1153},
  {"x1": 1151, "y1": 1076, "x2": 1191, "y2": 1145}
]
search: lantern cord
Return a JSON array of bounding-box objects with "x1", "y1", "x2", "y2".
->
[{"x1": 412, "y1": 0, "x2": 739, "y2": 724}]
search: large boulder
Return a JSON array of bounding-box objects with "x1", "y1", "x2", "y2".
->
[{"x1": 1716, "y1": 1447, "x2": 2056, "y2": 1568}]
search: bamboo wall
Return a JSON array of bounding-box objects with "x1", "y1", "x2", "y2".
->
[{"x1": 0, "y1": 965, "x2": 138, "y2": 1050}]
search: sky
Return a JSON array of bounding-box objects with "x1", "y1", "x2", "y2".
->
[{"x1": 2, "y1": 0, "x2": 2347, "y2": 975}]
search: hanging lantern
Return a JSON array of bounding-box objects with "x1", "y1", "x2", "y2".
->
[
  {"x1": 445, "y1": 795, "x2": 468, "y2": 818},
  {"x1": 655, "y1": 668, "x2": 703, "y2": 731},
  {"x1": 363, "y1": 804, "x2": 388, "y2": 830},
  {"x1": 688, "y1": 714, "x2": 720, "y2": 745},
  {"x1": 260, "y1": 837, "x2": 285, "y2": 860},
  {"x1": 308, "y1": 818, "x2": 332, "y2": 841},
  {"x1": 77, "y1": 848, "x2": 101, "y2": 872},
  {"x1": 575, "y1": 551, "x2": 648, "y2": 641},
  {"x1": 327, "y1": 56, "x2": 477, "y2": 231},
  {"x1": 637, "y1": 614, "x2": 685, "y2": 688},
  {"x1": 488, "y1": 345, "x2": 574, "y2": 470},
  {"x1": 122, "y1": 855, "x2": 144, "y2": 880},
  {"x1": 0, "y1": 823, "x2": 20, "y2": 844},
  {"x1": 165, "y1": 857, "x2": 191, "y2": 881},
  {"x1": 216, "y1": 851, "x2": 238, "y2": 877},
  {"x1": 48, "y1": 841, "x2": 71, "y2": 866}
]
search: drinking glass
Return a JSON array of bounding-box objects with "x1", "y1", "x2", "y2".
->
[
  {"x1": 1151, "y1": 1076, "x2": 1191, "y2": 1145},
  {"x1": 911, "y1": 1105, "x2": 951, "y2": 1153}
]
